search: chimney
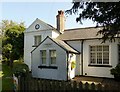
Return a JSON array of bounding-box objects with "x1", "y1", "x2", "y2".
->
[{"x1": 56, "y1": 10, "x2": 65, "y2": 34}]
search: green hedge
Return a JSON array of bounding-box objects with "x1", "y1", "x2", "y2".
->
[{"x1": 12, "y1": 62, "x2": 29, "y2": 77}]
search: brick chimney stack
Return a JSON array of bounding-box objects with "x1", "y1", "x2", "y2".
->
[{"x1": 56, "y1": 10, "x2": 65, "y2": 34}]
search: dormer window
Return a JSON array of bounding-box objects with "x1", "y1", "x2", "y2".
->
[{"x1": 34, "y1": 35, "x2": 41, "y2": 46}]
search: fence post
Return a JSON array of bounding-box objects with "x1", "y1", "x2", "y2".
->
[
  {"x1": 68, "y1": 81, "x2": 72, "y2": 90},
  {"x1": 84, "y1": 82, "x2": 89, "y2": 90},
  {"x1": 78, "y1": 81, "x2": 83, "y2": 90},
  {"x1": 73, "y1": 81, "x2": 77, "y2": 91},
  {"x1": 97, "y1": 83, "x2": 102, "y2": 91},
  {"x1": 104, "y1": 84, "x2": 111, "y2": 91},
  {"x1": 91, "y1": 83, "x2": 96, "y2": 90},
  {"x1": 61, "y1": 81, "x2": 65, "y2": 91}
]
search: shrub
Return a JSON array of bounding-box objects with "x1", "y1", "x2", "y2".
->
[
  {"x1": 110, "y1": 64, "x2": 120, "y2": 81},
  {"x1": 13, "y1": 62, "x2": 29, "y2": 77}
]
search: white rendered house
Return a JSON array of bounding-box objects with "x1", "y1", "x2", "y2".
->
[{"x1": 24, "y1": 10, "x2": 120, "y2": 80}]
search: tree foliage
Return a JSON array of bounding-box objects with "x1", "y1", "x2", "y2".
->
[
  {"x1": 1, "y1": 20, "x2": 25, "y2": 66},
  {"x1": 66, "y1": 1, "x2": 120, "y2": 42}
]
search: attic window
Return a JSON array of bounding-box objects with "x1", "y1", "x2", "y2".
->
[{"x1": 34, "y1": 35, "x2": 41, "y2": 46}]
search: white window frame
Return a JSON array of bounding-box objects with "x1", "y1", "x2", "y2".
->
[
  {"x1": 40, "y1": 50, "x2": 46, "y2": 65},
  {"x1": 34, "y1": 35, "x2": 41, "y2": 46},
  {"x1": 89, "y1": 45, "x2": 109, "y2": 65},
  {"x1": 49, "y1": 50, "x2": 56, "y2": 66}
]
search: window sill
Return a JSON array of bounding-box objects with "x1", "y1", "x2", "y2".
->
[
  {"x1": 88, "y1": 64, "x2": 112, "y2": 67},
  {"x1": 32, "y1": 45, "x2": 38, "y2": 47},
  {"x1": 38, "y1": 65, "x2": 58, "y2": 69}
]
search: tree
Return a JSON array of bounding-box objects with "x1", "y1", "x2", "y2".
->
[
  {"x1": 2, "y1": 20, "x2": 25, "y2": 67},
  {"x1": 66, "y1": 1, "x2": 120, "y2": 42}
]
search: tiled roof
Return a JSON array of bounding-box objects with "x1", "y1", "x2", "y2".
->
[{"x1": 57, "y1": 27, "x2": 103, "y2": 41}]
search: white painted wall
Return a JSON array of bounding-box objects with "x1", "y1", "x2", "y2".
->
[
  {"x1": 31, "y1": 38, "x2": 68, "y2": 80},
  {"x1": 83, "y1": 39, "x2": 119, "y2": 78},
  {"x1": 67, "y1": 41, "x2": 81, "y2": 52},
  {"x1": 52, "y1": 31, "x2": 59, "y2": 38},
  {"x1": 24, "y1": 30, "x2": 52, "y2": 70}
]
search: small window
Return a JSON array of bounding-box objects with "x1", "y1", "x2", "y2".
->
[
  {"x1": 50, "y1": 50, "x2": 56, "y2": 65},
  {"x1": 40, "y1": 50, "x2": 46, "y2": 64},
  {"x1": 34, "y1": 35, "x2": 41, "y2": 46},
  {"x1": 90, "y1": 45, "x2": 109, "y2": 65}
]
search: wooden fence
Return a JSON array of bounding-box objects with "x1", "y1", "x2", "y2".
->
[{"x1": 18, "y1": 77, "x2": 120, "y2": 92}]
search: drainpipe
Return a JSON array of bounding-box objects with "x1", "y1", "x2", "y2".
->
[
  {"x1": 81, "y1": 40, "x2": 84, "y2": 75},
  {"x1": 66, "y1": 52, "x2": 69, "y2": 81}
]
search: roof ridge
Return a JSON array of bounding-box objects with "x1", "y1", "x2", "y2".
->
[{"x1": 64, "y1": 26, "x2": 102, "y2": 31}]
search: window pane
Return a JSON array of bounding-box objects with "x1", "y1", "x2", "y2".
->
[
  {"x1": 103, "y1": 46, "x2": 109, "y2": 51},
  {"x1": 51, "y1": 58, "x2": 56, "y2": 64},
  {"x1": 41, "y1": 50, "x2": 46, "y2": 64},
  {"x1": 97, "y1": 46, "x2": 102, "y2": 51},
  {"x1": 97, "y1": 53, "x2": 102, "y2": 64},
  {"x1": 34, "y1": 35, "x2": 41, "y2": 45},
  {"x1": 41, "y1": 50, "x2": 46, "y2": 57},
  {"x1": 50, "y1": 50, "x2": 56, "y2": 57},
  {"x1": 90, "y1": 46, "x2": 95, "y2": 51},
  {"x1": 50, "y1": 50, "x2": 56, "y2": 64},
  {"x1": 42, "y1": 58, "x2": 46, "y2": 64},
  {"x1": 103, "y1": 52, "x2": 109, "y2": 64},
  {"x1": 90, "y1": 52, "x2": 96, "y2": 64}
]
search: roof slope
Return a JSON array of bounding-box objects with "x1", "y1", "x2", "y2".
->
[
  {"x1": 57, "y1": 27, "x2": 103, "y2": 41},
  {"x1": 51, "y1": 37, "x2": 79, "y2": 54}
]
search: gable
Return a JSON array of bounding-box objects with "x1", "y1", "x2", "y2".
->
[
  {"x1": 31, "y1": 36, "x2": 79, "y2": 54},
  {"x1": 25, "y1": 18, "x2": 55, "y2": 33}
]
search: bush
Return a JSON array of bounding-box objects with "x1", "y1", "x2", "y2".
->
[
  {"x1": 13, "y1": 62, "x2": 29, "y2": 77},
  {"x1": 110, "y1": 64, "x2": 120, "y2": 81}
]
